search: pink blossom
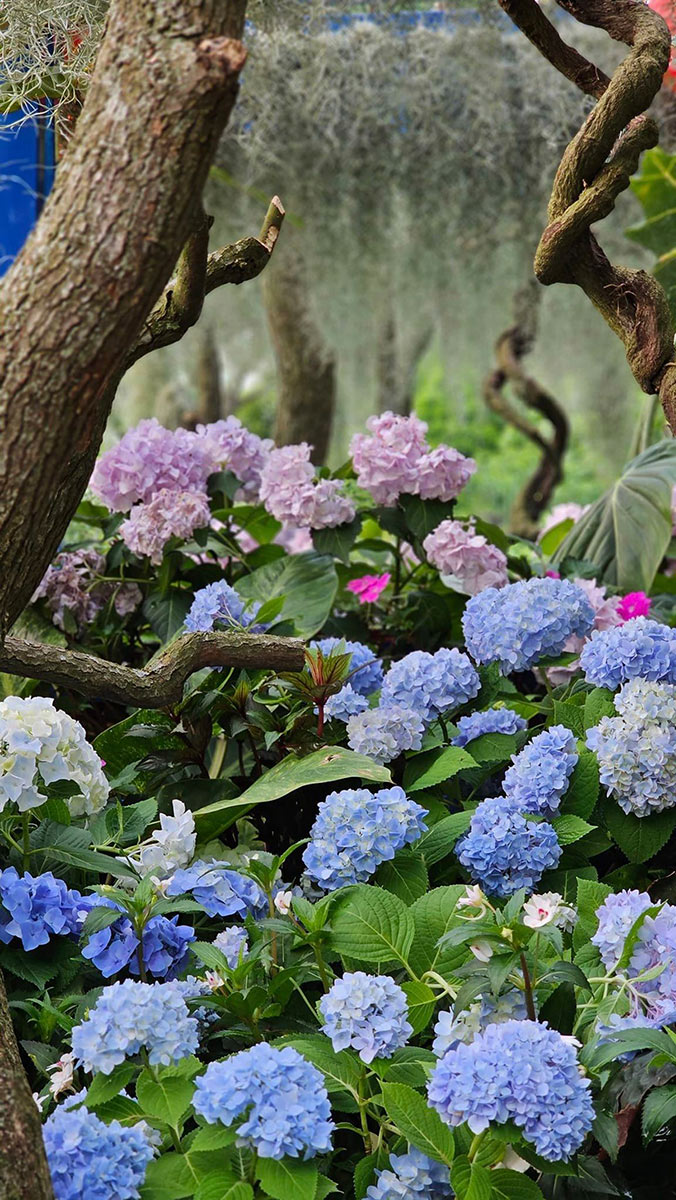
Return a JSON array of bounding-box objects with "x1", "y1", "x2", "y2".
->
[
  {"x1": 275, "y1": 524, "x2": 314, "y2": 555},
  {"x1": 617, "y1": 591, "x2": 652, "y2": 621},
  {"x1": 34, "y1": 549, "x2": 141, "y2": 632},
  {"x1": 120, "y1": 488, "x2": 211, "y2": 565},
  {"x1": 545, "y1": 570, "x2": 561, "y2": 580},
  {"x1": 423, "y1": 519, "x2": 508, "y2": 595},
  {"x1": 347, "y1": 573, "x2": 391, "y2": 604},
  {"x1": 195, "y1": 417, "x2": 273, "y2": 499},
  {"x1": 416, "y1": 444, "x2": 477, "y2": 502},
  {"x1": 350, "y1": 411, "x2": 475, "y2": 507},
  {"x1": 538, "y1": 502, "x2": 588, "y2": 541},
  {"x1": 259, "y1": 444, "x2": 356, "y2": 529},
  {"x1": 90, "y1": 418, "x2": 217, "y2": 511}
]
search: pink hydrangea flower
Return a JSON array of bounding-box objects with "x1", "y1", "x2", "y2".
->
[
  {"x1": 275, "y1": 524, "x2": 314, "y2": 555},
  {"x1": 195, "y1": 417, "x2": 273, "y2": 499},
  {"x1": 347, "y1": 573, "x2": 391, "y2": 604},
  {"x1": 423, "y1": 519, "x2": 508, "y2": 595},
  {"x1": 34, "y1": 549, "x2": 141, "y2": 631},
  {"x1": 416, "y1": 444, "x2": 477, "y2": 502},
  {"x1": 617, "y1": 591, "x2": 652, "y2": 621},
  {"x1": 90, "y1": 418, "x2": 217, "y2": 511},
  {"x1": 259, "y1": 444, "x2": 356, "y2": 529},
  {"x1": 120, "y1": 489, "x2": 211, "y2": 565},
  {"x1": 350, "y1": 411, "x2": 475, "y2": 507}
]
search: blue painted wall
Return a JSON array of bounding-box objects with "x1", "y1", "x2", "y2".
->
[{"x1": 0, "y1": 111, "x2": 56, "y2": 276}]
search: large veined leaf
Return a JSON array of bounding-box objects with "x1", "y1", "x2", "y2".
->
[
  {"x1": 236, "y1": 551, "x2": 338, "y2": 638},
  {"x1": 552, "y1": 441, "x2": 676, "y2": 590},
  {"x1": 627, "y1": 147, "x2": 676, "y2": 320}
]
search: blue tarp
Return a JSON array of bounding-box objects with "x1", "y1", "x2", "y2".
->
[{"x1": 0, "y1": 111, "x2": 56, "y2": 276}]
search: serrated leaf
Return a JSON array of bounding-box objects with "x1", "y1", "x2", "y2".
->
[
  {"x1": 585, "y1": 1027, "x2": 676, "y2": 1071},
  {"x1": 583, "y1": 688, "x2": 616, "y2": 730},
  {"x1": 375, "y1": 851, "x2": 428, "y2": 904},
  {"x1": 403, "y1": 746, "x2": 476, "y2": 792},
  {"x1": 256, "y1": 1157, "x2": 318, "y2": 1200},
  {"x1": 561, "y1": 748, "x2": 599, "y2": 820},
  {"x1": 136, "y1": 1071, "x2": 195, "y2": 1127},
  {"x1": 602, "y1": 799, "x2": 676, "y2": 864},
  {"x1": 195, "y1": 1179, "x2": 252, "y2": 1200},
  {"x1": 467, "y1": 730, "x2": 524, "y2": 765},
  {"x1": 552, "y1": 814, "x2": 596, "y2": 846},
  {"x1": 417, "y1": 813, "x2": 471, "y2": 867},
  {"x1": 328, "y1": 885, "x2": 415, "y2": 966},
  {"x1": 450, "y1": 1155, "x2": 492, "y2": 1200},
  {"x1": 381, "y1": 1081, "x2": 454, "y2": 1166},
  {"x1": 490, "y1": 1169, "x2": 545, "y2": 1200},
  {"x1": 408, "y1": 885, "x2": 467, "y2": 978},
  {"x1": 87, "y1": 1063, "x2": 137, "y2": 1108},
  {"x1": 375, "y1": 1046, "x2": 437, "y2": 1088},
  {"x1": 312, "y1": 516, "x2": 362, "y2": 565},
  {"x1": 551, "y1": 700, "x2": 586, "y2": 740},
  {"x1": 280, "y1": 1035, "x2": 361, "y2": 1098},
  {"x1": 574, "y1": 879, "x2": 612, "y2": 951},
  {"x1": 642, "y1": 1083, "x2": 676, "y2": 1143},
  {"x1": 401, "y1": 979, "x2": 436, "y2": 1034}
]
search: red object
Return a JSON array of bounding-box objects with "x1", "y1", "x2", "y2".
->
[{"x1": 647, "y1": 0, "x2": 676, "y2": 86}]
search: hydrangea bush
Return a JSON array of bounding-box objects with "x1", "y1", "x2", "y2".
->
[{"x1": 5, "y1": 410, "x2": 676, "y2": 1199}]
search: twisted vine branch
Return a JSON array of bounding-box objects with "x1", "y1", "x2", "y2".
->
[{"x1": 498, "y1": 0, "x2": 676, "y2": 431}]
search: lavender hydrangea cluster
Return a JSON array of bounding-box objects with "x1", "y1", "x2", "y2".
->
[
  {"x1": 79, "y1": 899, "x2": 194, "y2": 979},
  {"x1": 0, "y1": 696, "x2": 109, "y2": 817},
  {"x1": 366, "y1": 1147, "x2": 453, "y2": 1199},
  {"x1": 319, "y1": 972, "x2": 412, "y2": 1063},
  {"x1": 195, "y1": 416, "x2": 273, "y2": 499},
  {"x1": 34, "y1": 548, "x2": 141, "y2": 632},
  {"x1": 120, "y1": 488, "x2": 211, "y2": 565},
  {"x1": 432, "y1": 990, "x2": 528, "y2": 1057},
  {"x1": 71, "y1": 979, "x2": 199, "y2": 1074},
  {"x1": 580, "y1": 617, "x2": 676, "y2": 690},
  {"x1": 193, "y1": 1043, "x2": 334, "y2": 1159},
  {"x1": 0, "y1": 868, "x2": 81, "y2": 951},
  {"x1": 502, "y1": 724, "x2": 578, "y2": 816},
  {"x1": 213, "y1": 925, "x2": 249, "y2": 968},
  {"x1": 462, "y1": 577, "x2": 595, "y2": 673},
  {"x1": 452, "y1": 705, "x2": 527, "y2": 748},
  {"x1": 428, "y1": 1020, "x2": 594, "y2": 1161},
  {"x1": 380, "y1": 648, "x2": 480, "y2": 722},
  {"x1": 591, "y1": 890, "x2": 655, "y2": 970},
  {"x1": 456, "y1": 797, "x2": 561, "y2": 898},
  {"x1": 43, "y1": 1102, "x2": 156, "y2": 1200},
  {"x1": 259, "y1": 443, "x2": 356, "y2": 529},
  {"x1": 324, "y1": 684, "x2": 369, "y2": 723},
  {"x1": 423, "y1": 519, "x2": 508, "y2": 595},
  {"x1": 346, "y1": 703, "x2": 425, "y2": 763},
  {"x1": 165, "y1": 861, "x2": 268, "y2": 919},
  {"x1": 586, "y1": 679, "x2": 676, "y2": 817},
  {"x1": 185, "y1": 580, "x2": 268, "y2": 634},
  {"x1": 312, "y1": 637, "x2": 384, "y2": 696},
  {"x1": 302, "y1": 786, "x2": 428, "y2": 891},
  {"x1": 592, "y1": 891, "x2": 676, "y2": 1014},
  {"x1": 90, "y1": 418, "x2": 217, "y2": 511},
  {"x1": 350, "y1": 411, "x2": 475, "y2": 506}
]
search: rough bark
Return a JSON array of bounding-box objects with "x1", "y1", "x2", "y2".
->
[
  {"x1": 263, "y1": 246, "x2": 336, "y2": 465},
  {"x1": 0, "y1": 968, "x2": 54, "y2": 1200},
  {"x1": 0, "y1": 0, "x2": 249, "y2": 638},
  {"x1": 498, "y1": 0, "x2": 676, "y2": 433}
]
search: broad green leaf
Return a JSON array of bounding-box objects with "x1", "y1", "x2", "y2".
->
[
  {"x1": 80, "y1": 906, "x2": 121, "y2": 939},
  {"x1": 490, "y1": 1169, "x2": 545, "y2": 1200},
  {"x1": 195, "y1": 1179, "x2": 253, "y2": 1200},
  {"x1": 140, "y1": 1153, "x2": 196, "y2": 1199},
  {"x1": 399, "y1": 493, "x2": 458, "y2": 541},
  {"x1": 35, "y1": 821, "x2": 138, "y2": 878},
  {"x1": 374, "y1": 1046, "x2": 437, "y2": 1088},
  {"x1": 641, "y1": 1083, "x2": 676, "y2": 1143},
  {"x1": 144, "y1": 587, "x2": 193, "y2": 641},
  {"x1": 402, "y1": 979, "x2": 436, "y2": 1034},
  {"x1": 328, "y1": 886, "x2": 415, "y2": 966},
  {"x1": 561, "y1": 748, "x2": 599, "y2": 820},
  {"x1": 280, "y1": 1035, "x2": 361, "y2": 1098},
  {"x1": 86, "y1": 1063, "x2": 137, "y2": 1107},
  {"x1": 551, "y1": 700, "x2": 586, "y2": 740},
  {"x1": 95, "y1": 710, "x2": 183, "y2": 789},
  {"x1": 602, "y1": 800, "x2": 676, "y2": 864},
  {"x1": 573, "y1": 878, "x2": 612, "y2": 951},
  {"x1": 467, "y1": 731, "x2": 524, "y2": 766},
  {"x1": 375, "y1": 850, "x2": 429, "y2": 904},
  {"x1": 583, "y1": 688, "x2": 616, "y2": 730},
  {"x1": 552, "y1": 441, "x2": 676, "y2": 591},
  {"x1": 408, "y1": 885, "x2": 467, "y2": 978},
  {"x1": 417, "y1": 814, "x2": 471, "y2": 867},
  {"x1": 312, "y1": 516, "x2": 362, "y2": 564},
  {"x1": 541, "y1": 961, "x2": 591, "y2": 992},
  {"x1": 450, "y1": 1156, "x2": 491, "y2": 1200},
  {"x1": 353, "y1": 1155, "x2": 379, "y2": 1199},
  {"x1": 627, "y1": 147, "x2": 676, "y2": 318},
  {"x1": 237, "y1": 551, "x2": 338, "y2": 638},
  {"x1": 403, "y1": 746, "x2": 476, "y2": 792},
  {"x1": 136, "y1": 1071, "x2": 195, "y2": 1127},
  {"x1": 195, "y1": 747, "x2": 391, "y2": 837},
  {"x1": 256, "y1": 1157, "x2": 318, "y2": 1200},
  {"x1": 381, "y1": 1082, "x2": 454, "y2": 1166},
  {"x1": 552, "y1": 814, "x2": 596, "y2": 846},
  {"x1": 584, "y1": 1027, "x2": 676, "y2": 1071}
]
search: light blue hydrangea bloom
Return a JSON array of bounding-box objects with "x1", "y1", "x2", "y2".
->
[
  {"x1": 346, "y1": 703, "x2": 425, "y2": 763},
  {"x1": 193, "y1": 1043, "x2": 334, "y2": 1159},
  {"x1": 71, "y1": 979, "x2": 199, "y2": 1075},
  {"x1": 319, "y1": 972, "x2": 412, "y2": 1063},
  {"x1": 302, "y1": 786, "x2": 427, "y2": 891},
  {"x1": 580, "y1": 617, "x2": 676, "y2": 690},
  {"x1": 43, "y1": 1102, "x2": 155, "y2": 1200},
  {"x1": 462, "y1": 577, "x2": 595, "y2": 673},
  {"x1": 324, "y1": 684, "x2": 369, "y2": 723},
  {"x1": 312, "y1": 637, "x2": 384, "y2": 696},
  {"x1": 213, "y1": 925, "x2": 249, "y2": 968},
  {"x1": 165, "y1": 861, "x2": 267, "y2": 919},
  {"x1": 0, "y1": 868, "x2": 81, "y2": 951},
  {"x1": 428, "y1": 1019, "x2": 594, "y2": 1161},
  {"x1": 594, "y1": 1011, "x2": 669, "y2": 1062},
  {"x1": 452, "y1": 706, "x2": 527, "y2": 747},
  {"x1": 380, "y1": 648, "x2": 480, "y2": 722},
  {"x1": 77, "y1": 896, "x2": 194, "y2": 979},
  {"x1": 185, "y1": 580, "x2": 267, "y2": 633},
  {"x1": 591, "y1": 890, "x2": 654, "y2": 970},
  {"x1": 456, "y1": 797, "x2": 561, "y2": 898},
  {"x1": 502, "y1": 724, "x2": 578, "y2": 816},
  {"x1": 366, "y1": 1146, "x2": 453, "y2": 1199},
  {"x1": 586, "y1": 679, "x2": 676, "y2": 817},
  {"x1": 432, "y1": 990, "x2": 528, "y2": 1057}
]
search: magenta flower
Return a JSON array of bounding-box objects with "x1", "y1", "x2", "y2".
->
[
  {"x1": 347, "y1": 573, "x2": 391, "y2": 604},
  {"x1": 618, "y1": 592, "x2": 652, "y2": 622}
]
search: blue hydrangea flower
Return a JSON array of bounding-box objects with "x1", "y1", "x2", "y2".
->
[
  {"x1": 366, "y1": 1147, "x2": 453, "y2": 1199},
  {"x1": 302, "y1": 786, "x2": 427, "y2": 891},
  {"x1": 586, "y1": 679, "x2": 676, "y2": 817},
  {"x1": 591, "y1": 890, "x2": 654, "y2": 970},
  {"x1": 502, "y1": 724, "x2": 578, "y2": 816},
  {"x1": 456, "y1": 797, "x2": 561, "y2": 898},
  {"x1": 213, "y1": 925, "x2": 249, "y2": 968},
  {"x1": 193, "y1": 1043, "x2": 334, "y2": 1159},
  {"x1": 479, "y1": 988, "x2": 529, "y2": 1025},
  {"x1": 185, "y1": 580, "x2": 268, "y2": 633},
  {"x1": 324, "y1": 684, "x2": 369, "y2": 723},
  {"x1": 433, "y1": 990, "x2": 528, "y2": 1057},
  {"x1": 462, "y1": 577, "x2": 595, "y2": 673},
  {"x1": 594, "y1": 1012, "x2": 667, "y2": 1062},
  {"x1": 380, "y1": 648, "x2": 480, "y2": 722},
  {"x1": 319, "y1": 972, "x2": 412, "y2": 1063},
  {"x1": 311, "y1": 637, "x2": 384, "y2": 696},
  {"x1": 165, "y1": 861, "x2": 267, "y2": 919},
  {"x1": 0, "y1": 868, "x2": 81, "y2": 951},
  {"x1": 346, "y1": 704, "x2": 425, "y2": 763},
  {"x1": 43, "y1": 1102, "x2": 155, "y2": 1200},
  {"x1": 428, "y1": 1019, "x2": 594, "y2": 1162},
  {"x1": 452, "y1": 706, "x2": 527, "y2": 747},
  {"x1": 77, "y1": 896, "x2": 194, "y2": 980},
  {"x1": 71, "y1": 979, "x2": 199, "y2": 1075},
  {"x1": 580, "y1": 617, "x2": 676, "y2": 690}
]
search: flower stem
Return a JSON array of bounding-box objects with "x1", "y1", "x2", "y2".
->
[
  {"x1": 468, "y1": 1130, "x2": 487, "y2": 1162},
  {"x1": 520, "y1": 951, "x2": 537, "y2": 1021},
  {"x1": 22, "y1": 812, "x2": 31, "y2": 871}
]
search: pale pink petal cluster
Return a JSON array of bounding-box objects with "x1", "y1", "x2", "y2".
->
[
  {"x1": 346, "y1": 573, "x2": 391, "y2": 604},
  {"x1": 35, "y1": 549, "x2": 141, "y2": 631},
  {"x1": 120, "y1": 489, "x2": 211, "y2": 565},
  {"x1": 423, "y1": 519, "x2": 508, "y2": 595},
  {"x1": 350, "y1": 410, "x2": 476, "y2": 507},
  {"x1": 522, "y1": 892, "x2": 576, "y2": 931},
  {"x1": 259, "y1": 444, "x2": 356, "y2": 529},
  {"x1": 275, "y1": 524, "x2": 314, "y2": 555},
  {"x1": 195, "y1": 417, "x2": 273, "y2": 499},
  {"x1": 90, "y1": 418, "x2": 218, "y2": 511},
  {"x1": 538, "y1": 502, "x2": 589, "y2": 541}
]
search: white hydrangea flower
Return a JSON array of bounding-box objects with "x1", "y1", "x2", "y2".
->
[
  {"x1": 131, "y1": 800, "x2": 196, "y2": 878},
  {"x1": 0, "y1": 697, "x2": 109, "y2": 817},
  {"x1": 47, "y1": 1051, "x2": 75, "y2": 1099},
  {"x1": 522, "y1": 892, "x2": 576, "y2": 931}
]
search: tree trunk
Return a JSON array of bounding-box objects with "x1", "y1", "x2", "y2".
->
[
  {"x1": 0, "y1": 968, "x2": 54, "y2": 1200},
  {"x1": 263, "y1": 247, "x2": 336, "y2": 465},
  {"x1": 0, "y1": 0, "x2": 248, "y2": 638}
]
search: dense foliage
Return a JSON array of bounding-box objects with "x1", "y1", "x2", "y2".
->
[{"x1": 4, "y1": 409, "x2": 676, "y2": 1199}]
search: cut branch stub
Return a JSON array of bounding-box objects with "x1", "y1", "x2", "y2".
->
[{"x1": 498, "y1": 0, "x2": 676, "y2": 432}]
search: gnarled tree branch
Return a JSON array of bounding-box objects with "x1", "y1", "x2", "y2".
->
[
  {"x1": 0, "y1": 632, "x2": 305, "y2": 708},
  {"x1": 498, "y1": 0, "x2": 676, "y2": 432}
]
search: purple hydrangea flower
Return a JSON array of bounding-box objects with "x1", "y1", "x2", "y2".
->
[
  {"x1": 502, "y1": 724, "x2": 578, "y2": 816},
  {"x1": 213, "y1": 925, "x2": 249, "y2": 968},
  {"x1": 90, "y1": 418, "x2": 217, "y2": 511},
  {"x1": 423, "y1": 519, "x2": 508, "y2": 595},
  {"x1": 34, "y1": 549, "x2": 141, "y2": 632},
  {"x1": 350, "y1": 411, "x2": 475, "y2": 506},
  {"x1": 320, "y1": 972, "x2": 412, "y2": 1063},
  {"x1": 462, "y1": 577, "x2": 595, "y2": 673},
  {"x1": 456, "y1": 796, "x2": 562, "y2": 897},
  {"x1": 185, "y1": 580, "x2": 268, "y2": 634},
  {"x1": 259, "y1": 444, "x2": 355, "y2": 528},
  {"x1": 195, "y1": 417, "x2": 273, "y2": 499},
  {"x1": 0, "y1": 867, "x2": 81, "y2": 951},
  {"x1": 346, "y1": 703, "x2": 425, "y2": 763},
  {"x1": 303, "y1": 785, "x2": 428, "y2": 891},
  {"x1": 43, "y1": 1102, "x2": 155, "y2": 1200},
  {"x1": 580, "y1": 617, "x2": 676, "y2": 690},
  {"x1": 452, "y1": 706, "x2": 527, "y2": 748},
  {"x1": 165, "y1": 861, "x2": 268, "y2": 920},
  {"x1": 380, "y1": 648, "x2": 480, "y2": 722},
  {"x1": 120, "y1": 489, "x2": 211, "y2": 564}
]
